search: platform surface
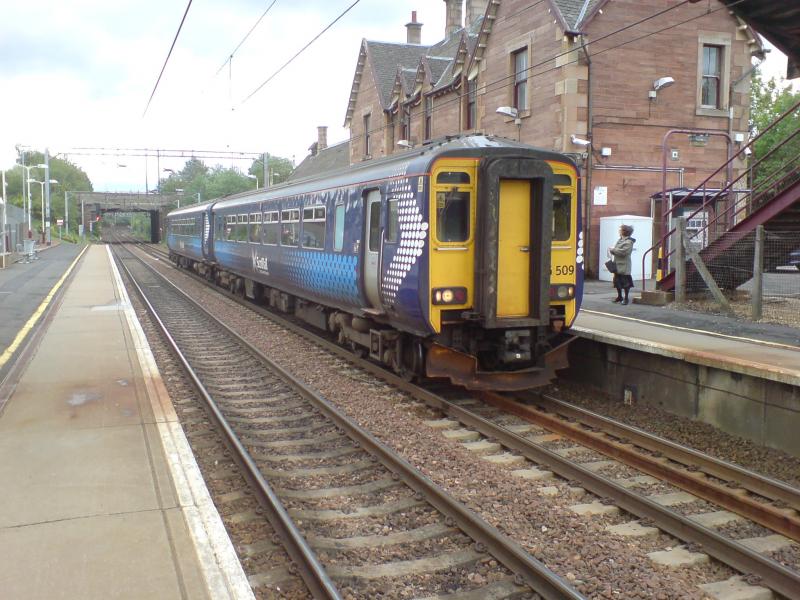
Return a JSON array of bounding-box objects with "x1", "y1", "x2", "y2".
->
[
  {"x1": 0, "y1": 245, "x2": 249, "y2": 599},
  {"x1": 0, "y1": 242, "x2": 83, "y2": 378},
  {"x1": 576, "y1": 279, "x2": 800, "y2": 385}
]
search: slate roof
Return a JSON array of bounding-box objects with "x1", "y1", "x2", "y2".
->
[
  {"x1": 366, "y1": 41, "x2": 431, "y2": 108},
  {"x1": 550, "y1": 0, "x2": 607, "y2": 32},
  {"x1": 288, "y1": 140, "x2": 351, "y2": 182}
]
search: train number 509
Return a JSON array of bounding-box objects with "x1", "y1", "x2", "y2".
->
[{"x1": 554, "y1": 265, "x2": 575, "y2": 276}]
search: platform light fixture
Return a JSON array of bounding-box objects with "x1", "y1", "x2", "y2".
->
[
  {"x1": 246, "y1": 173, "x2": 259, "y2": 189},
  {"x1": 396, "y1": 140, "x2": 413, "y2": 149},
  {"x1": 496, "y1": 106, "x2": 522, "y2": 140},
  {"x1": 570, "y1": 134, "x2": 591, "y2": 147}
]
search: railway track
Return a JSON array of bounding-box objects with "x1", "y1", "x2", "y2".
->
[
  {"x1": 112, "y1": 243, "x2": 583, "y2": 600},
  {"x1": 131, "y1": 240, "x2": 800, "y2": 598}
]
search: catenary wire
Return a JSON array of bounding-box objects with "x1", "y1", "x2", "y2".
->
[
  {"x1": 143, "y1": 0, "x2": 194, "y2": 117},
  {"x1": 239, "y1": 0, "x2": 362, "y2": 106},
  {"x1": 216, "y1": 0, "x2": 280, "y2": 76}
]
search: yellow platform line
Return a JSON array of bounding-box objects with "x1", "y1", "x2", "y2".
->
[
  {"x1": 581, "y1": 308, "x2": 800, "y2": 352},
  {"x1": 0, "y1": 245, "x2": 89, "y2": 369}
]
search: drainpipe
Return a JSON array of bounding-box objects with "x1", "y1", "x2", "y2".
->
[{"x1": 581, "y1": 37, "x2": 594, "y2": 277}]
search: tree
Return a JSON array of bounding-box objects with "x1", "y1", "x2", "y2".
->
[
  {"x1": 6, "y1": 150, "x2": 93, "y2": 233},
  {"x1": 749, "y1": 72, "x2": 800, "y2": 194},
  {"x1": 249, "y1": 155, "x2": 294, "y2": 186}
]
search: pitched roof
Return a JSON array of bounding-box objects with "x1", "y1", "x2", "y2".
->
[
  {"x1": 547, "y1": 0, "x2": 607, "y2": 32},
  {"x1": 288, "y1": 140, "x2": 351, "y2": 182}
]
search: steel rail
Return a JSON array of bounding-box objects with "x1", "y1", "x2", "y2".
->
[
  {"x1": 120, "y1": 244, "x2": 584, "y2": 600},
  {"x1": 527, "y1": 393, "x2": 800, "y2": 511},
  {"x1": 112, "y1": 246, "x2": 342, "y2": 600},
  {"x1": 487, "y1": 392, "x2": 800, "y2": 543},
  {"x1": 476, "y1": 391, "x2": 800, "y2": 600},
  {"x1": 137, "y1": 244, "x2": 800, "y2": 598}
]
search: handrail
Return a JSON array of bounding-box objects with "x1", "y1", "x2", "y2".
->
[{"x1": 641, "y1": 98, "x2": 800, "y2": 289}]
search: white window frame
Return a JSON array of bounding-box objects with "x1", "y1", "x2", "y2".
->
[{"x1": 696, "y1": 33, "x2": 731, "y2": 117}]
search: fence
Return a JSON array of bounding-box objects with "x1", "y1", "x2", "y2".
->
[
  {"x1": 676, "y1": 223, "x2": 800, "y2": 326},
  {"x1": 2, "y1": 204, "x2": 26, "y2": 256}
]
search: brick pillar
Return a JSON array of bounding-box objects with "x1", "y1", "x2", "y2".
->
[{"x1": 406, "y1": 11, "x2": 423, "y2": 44}]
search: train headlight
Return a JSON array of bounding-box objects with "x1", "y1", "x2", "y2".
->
[
  {"x1": 432, "y1": 287, "x2": 468, "y2": 305},
  {"x1": 549, "y1": 284, "x2": 575, "y2": 300}
]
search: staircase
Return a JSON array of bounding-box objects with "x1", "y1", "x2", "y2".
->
[{"x1": 650, "y1": 99, "x2": 800, "y2": 293}]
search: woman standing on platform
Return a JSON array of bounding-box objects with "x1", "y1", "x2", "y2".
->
[{"x1": 609, "y1": 224, "x2": 635, "y2": 305}]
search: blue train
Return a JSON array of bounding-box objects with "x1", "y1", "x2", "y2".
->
[{"x1": 166, "y1": 135, "x2": 583, "y2": 389}]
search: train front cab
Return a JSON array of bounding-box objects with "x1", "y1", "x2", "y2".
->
[{"x1": 425, "y1": 153, "x2": 580, "y2": 390}]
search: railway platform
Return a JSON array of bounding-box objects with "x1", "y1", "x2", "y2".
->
[
  {"x1": 570, "y1": 279, "x2": 800, "y2": 456},
  {"x1": 577, "y1": 279, "x2": 800, "y2": 383},
  {"x1": 0, "y1": 245, "x2": 251, "y2": 600}
]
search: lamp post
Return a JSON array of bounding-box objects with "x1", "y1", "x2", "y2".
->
[
  {"x1": 21, "y1": 165, "x2": 36, "y2": 235},
  {"x1": 246, "y1": 173, "x2": 259, "y2": 189},
  {"x1": 28, "y1": 178, "x2": 58, "y2": 241},
  {"x1": 35, "y1": 155, "x2": 52, "y2": 244}
]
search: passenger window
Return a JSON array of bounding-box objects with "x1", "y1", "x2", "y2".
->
[
  {"x1": 249, "y1": 213, "x2": 262, "y2": 243},
  {"x1": 236, "y1": 214, "x2": 248, "y2": 242},
  {"x1": 436, "y1": 189, "x2": 470, "y2": 242},
  {"x1": 368, "y1": 200, "x2": 381, "y2": 252},
  {"x1": 281, "y1": 209, "x2": 300, "y2": 246},
  {"x1": 333, "y1": 204, "x2": 345, "y2": 251},
  {"x1": 302, "y1": 206, "x2": 325, "y2": 249},
  {"x1": 552, "y1": 189, "x2": 572, "y2": 241},
  {"x1": 264, "y1": 211, "x2": 279, "y2": 245},
  {"x1": 385, "y1": 199, "x2": 399, "y2": 243}
]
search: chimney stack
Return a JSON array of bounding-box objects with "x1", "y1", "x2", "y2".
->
[
  {"x1": 465, "y1": 0, "x2": 488, "y2": 28},
  {"x1": 443, "y1": 0, "x2": 462, "y2": 37},
  {"x1": 317, "y1": 126, "x2": 328, "y2": 151},
  {"x1": 405, "y1": 11, "x2": 423, "y2": 45}
]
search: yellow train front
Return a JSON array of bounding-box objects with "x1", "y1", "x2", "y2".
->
[
  {"x1": 167, "y1": 135, "x2": 582, "y2": 390},
  {"x1": 418, "y1": 138, "x2": 582, "y2": 389}
]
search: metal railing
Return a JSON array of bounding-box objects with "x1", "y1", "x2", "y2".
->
[{"x1": 642, "y1": 98, "x2": 800, "y2": 290}]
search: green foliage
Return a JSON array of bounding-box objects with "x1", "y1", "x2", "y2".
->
[
  {"x1": 6, "y1": 150, "x2": 93, "y2": 234},
  {"x1": 749, "y1": 72, "x2": 800, "y2": 193},
  {"x1": 158, "y1": 153, "x2": 295, "y2": 206},
  {"x1": 249, "y1": 155, "x2": 293, "y2": 186}
]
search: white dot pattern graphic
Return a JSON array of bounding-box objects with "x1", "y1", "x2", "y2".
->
[{"x1": 381, "y1": 164, "x2": 428, "y2": 306}]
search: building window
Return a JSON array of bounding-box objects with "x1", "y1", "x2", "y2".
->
[
  {"x1": 401, "y1": 105, "x2": 410, "y2": 141},
  {"x1": 466, "y1": 79, "x2": 477, "y2": 129},
  {"x1": 424, "y1": 96, "x2": 432, "y2": 140},
  {"x1": 363, "y1": 113, "x2": 371, "y2": 156},
  {"x1": 701, "y1": 45, "x2": 722, "y2": 108},
  {"x1": 512, "y1": 48, "x2": 528, "y2": 111}
]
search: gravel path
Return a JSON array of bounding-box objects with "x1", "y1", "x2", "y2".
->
[{"x1": 134, "y1": 252, "x2": 764, "y2": 599}]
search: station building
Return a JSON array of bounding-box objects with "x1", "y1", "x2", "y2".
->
[{"x1": 299, "y1": 0, "x2": 763, "y2": 275}]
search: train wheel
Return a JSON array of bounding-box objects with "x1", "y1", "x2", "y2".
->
[{"x1": 349, "y1": 341, "x2": 367, "y2": 359}]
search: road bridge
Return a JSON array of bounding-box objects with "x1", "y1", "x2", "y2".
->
[{"x1": 74, "y1": 192, "x2": 182, "y2": 242}]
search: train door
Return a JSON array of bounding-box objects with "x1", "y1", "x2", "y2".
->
[
  {"x1": 363, "y1": 190, "x2": 383, "y2": 310},
  {"x1": 497, "y1": 179, "x2": 531, "y2": 317}
]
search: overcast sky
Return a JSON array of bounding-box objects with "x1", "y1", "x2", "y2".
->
[{"x1": 0, "y1": 0, "x2": 793, "y2": 192}]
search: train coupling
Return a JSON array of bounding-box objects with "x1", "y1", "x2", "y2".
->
[{"x1": 425, "y1": 336, "x2": 575, "y2": 391}]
